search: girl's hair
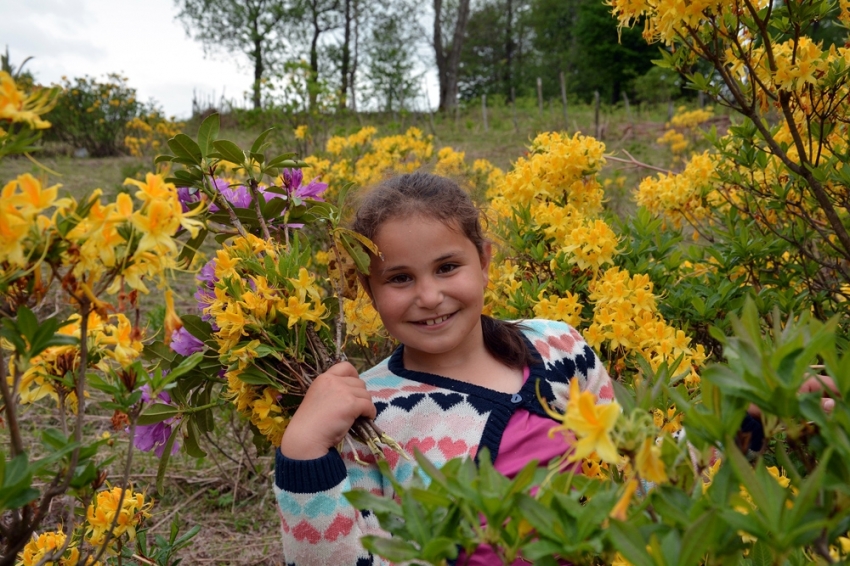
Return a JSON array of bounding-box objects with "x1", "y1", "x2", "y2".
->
[{"x1": 352, "y1": 171, "x2": 539, "y2": 369}]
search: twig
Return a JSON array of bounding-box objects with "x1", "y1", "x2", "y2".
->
[
  {"x1": 149, "y1": 487, "x2": 209, "y2": 532},
  {"x1": 607, "y1": 150, "x2": 676, "y2": 175},
  {"x1": 231, "y1": 451, "x2": 243, "y2": 514},
  {"x1": 247, "y1": 178, "x2": 272, "y2": 240},
  {"x1": 0, "y1": 352, "x2": 23, "y2": 457},
  {"x1": 88, "y1": 411, "x2": 140, "y2": 566}
]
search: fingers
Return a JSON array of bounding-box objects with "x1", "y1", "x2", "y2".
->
[{"x1": 800, "y1": 374, "x2": 839, "y2": 395}]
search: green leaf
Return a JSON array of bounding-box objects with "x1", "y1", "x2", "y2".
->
[
  {"x1": 183, "y1": 419, "x2": 207, "y2": 458},
  {"x1": 197, "y1": 113, "x2": 220, "y2": 157},
  {"x1": 607, "y1": 521, "x2": 655, "y2": 566},
  {"x1": 236, "y1": 366, "x2": 276, "y2": 386},
  {"x1": 143, "y1": 341, "x2": 177, "y2": 363},
  {"x1": 250, "y1": 128, "x2": 274, "y2": 154},
  {"x1": 167, "y1": 134, "x2": 202, "y2": 165},
  {"x1": 181, "y1": 315, "x2": 212, "y2": 342},
  {"x1": 154, "y1": 154, "x2": 175, "y2": 165},
  {"x1": 138, "y1": 403, "x2": 181, "y2": 426},
  {"x1": 156, "y1": 426, "x2": 179, "y2": 494},
  {"x1": 177, "y1": 228, "x2": 208, "y2": 268},
  {"x1": 750, "y1": 540, "x2": 773, "y2": 566},
  {"x1": 361, "y1": 536, "x2": 420, "y2": 562},
  {"x1": 212, "y1": 140, "x2": 245, "y2": 165},
  {"x1": 167, "y1": 351, "x2": 205, "y2": 381}
]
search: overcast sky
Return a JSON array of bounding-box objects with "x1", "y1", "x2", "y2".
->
[
  {"x1": 1, "y1": 0, "x2": 257, "y2": 118},
  {"x1": 2, "y1": 0, "x2": 440, "y2": 118}
]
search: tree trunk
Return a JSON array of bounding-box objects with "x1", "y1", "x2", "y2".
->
[
  {"x1": 339, "y1": 0, "x2": 352, "y2": 110},
  {"x1": 252, "y1": 36, "x2": 263, "y2": 110},
  {"x1": 504, "y1": 0, "x2": 513, "y2": 101},
  {"x1": 434, "y1": 0, "x2": 471, "y2": 111},
  {"x1": 309, "y1": 13, "x2": 321, "y2": 112}
]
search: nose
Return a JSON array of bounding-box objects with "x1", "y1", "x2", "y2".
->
[{"x1": 415, "y1": 276, "x2": 443, "y2": 310}]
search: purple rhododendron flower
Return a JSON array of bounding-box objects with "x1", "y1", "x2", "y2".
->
[
  {"x1": 177, "y1": 186, "x2": 201, "y2": 213},
  {"x1": 266, "y1": 169, "x2": 328, "y2": 203},
  {"x1": 295, "y1": 177, "x2": 328, "y2": 200},
  {"x1": 170, "y1": 327, "x2": 204, "y2": 356},
  {"x1": 195, "y1": 259, "x2": 218, "y2": 321},
  {"x1": 134, "y1": 385, "x2": 180, "y2": 457},
  {"x1": 209, "y1": 178, "x2": 252, "y2": 211}
]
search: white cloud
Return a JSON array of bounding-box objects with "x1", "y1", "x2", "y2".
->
[{"x1": 0, "y1": 0, "x2": 254, "y2": 117}]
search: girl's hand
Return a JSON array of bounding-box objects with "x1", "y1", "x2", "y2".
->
[
  {"x1": 279, "y1": 361, "x2": 377, "y2": 460},
  {"x1": 747, "y1": 374, "x2": 839, "y2": 417}
]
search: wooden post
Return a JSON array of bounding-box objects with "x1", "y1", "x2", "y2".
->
[
  {"x1": 482, "y1": 94, "x2": 489, "y2": 132},
  {"x1": 511, "y1": 86, "x2": 519, "y2": 133},
  {"x1": 594, "y1": 90, "x2": 601, "y2": 139},
  {"x1": 667, "y1": 100, "x2": 674, "y2": 121},
  {"x1": 537, "y1": 77, "x2": 543, "y2": 116},
  {"x1": 455, "y1": 103, "x2": 460, "y2": 131},
  {"x1": 622, "y1": 91, "x2": 631, "y2": 121},
  {"x1": 559, "y1": 71, "x2": 568, "y2": 129},
  {"x1": 698, "y1": 90, "x2": 706, "y2": 108}
]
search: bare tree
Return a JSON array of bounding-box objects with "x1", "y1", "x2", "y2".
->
[
  {"x1": 433, "y1": 0, "x2": 471, "y2": 111},
  {"x1": 175, "y1": 0, "x2": 291, "y2": 110}
]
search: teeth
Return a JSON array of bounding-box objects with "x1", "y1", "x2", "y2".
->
[{"x1": 424, "y1": 315, "x2": 449, "y2": 326}]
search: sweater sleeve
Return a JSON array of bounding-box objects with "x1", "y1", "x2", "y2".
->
[{"x1": 273, "y1": 447, "x2": 389, "y2": 566}]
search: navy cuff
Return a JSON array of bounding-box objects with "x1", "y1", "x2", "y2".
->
[
  {"x1": 740, "y1": 413, "x2": 765, "y2": 453},
  {"x1": 275, "y1": 447, "x2": 348, "y2": 493}
]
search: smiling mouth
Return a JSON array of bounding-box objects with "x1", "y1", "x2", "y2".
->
[{"x1": 417, "y1": 314, "x2": 452, "y2": 326}]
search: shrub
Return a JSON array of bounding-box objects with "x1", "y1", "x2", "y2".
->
[{"x1": 44, "y1": 74, "x2": 144, "y2": 157}]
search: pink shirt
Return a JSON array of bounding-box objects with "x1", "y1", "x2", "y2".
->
[{"x1": 462, "y1": 367, "x2": 574, "y2": 566}]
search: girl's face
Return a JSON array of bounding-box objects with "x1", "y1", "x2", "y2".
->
[{"x1": 365, "y1": 214, "x2": 491, "y2": 371}]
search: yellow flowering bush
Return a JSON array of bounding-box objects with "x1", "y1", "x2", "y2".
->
[
  {"x1": 123, "y1": 112, "x2": 183, "y2": 157},
  {"x1": 1, "y1": 71, "x2": 202, "y2": 565}
]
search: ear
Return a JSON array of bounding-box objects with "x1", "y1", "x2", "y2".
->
[{"x1": 480, "y1": 242, "x2": 492, "y2": 286}]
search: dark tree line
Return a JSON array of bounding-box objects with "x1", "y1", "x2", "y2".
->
[{"x1": 173, "y1": 0, "x2": 699, "y2": 113}]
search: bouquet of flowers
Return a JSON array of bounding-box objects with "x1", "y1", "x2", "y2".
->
[{"x1": 150, "y1": 114, "x2": 402, "y2": 459}]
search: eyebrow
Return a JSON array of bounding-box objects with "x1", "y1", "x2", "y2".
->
[{"x1": 378, "y1": 251, "x2": 463, "y2": 276}]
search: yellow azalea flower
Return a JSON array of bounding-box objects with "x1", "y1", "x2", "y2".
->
[
  {"x1": 553, "y1": 378, "x2": 621, "y2": 464},
  {"x1": 163, "y1": 289, "x2": 182, "y2": 343},
  {"x1": 610, "y1": 478, "x2": 639, "y2": 521},
  {"x1": 85, "y1": 485, "x2": 152, "y2": 549},
  {"x1": 124, "y1": 173, "x2": 174, "y2": 203},
  {"x1": 611, "y1": 553, "x2": 633, "y2": 566},
  {"x1": 130, "y1": 199, "x2": 180, "y2": 255},
  {"x1": 0, "y1": 71, "x2": 56, "y2": 128},
  {"x1": 17, "y1": 529, "x2": 69, "y2": 566},
  {"x1": 289, "y1": 267, "x2": 321, "y2": 302},
  {"x1": 294, "y1": 124, "x2": 308, "y2": 139},
  {"x1": 252, "y1": 387, "x2": 283, "y2": 420},
  {"x1": 280, "y1": 296, "x2": 311, "y2": 328},
  {"x1": 3, "y1": 173, "x2": 67, "y2": 218},
  {"x1": 702, "y1": 458, "x2": 722, "y2": 493},
  {"x1": 0, "y1": 202, "x2": 29, "y2": 266},
  {"x1": 635, "y1": 437, "x2": 668, "y2": 483}
]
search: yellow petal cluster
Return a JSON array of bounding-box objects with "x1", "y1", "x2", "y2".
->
[
  {"x1": 0, "y1": 71, "x2": 57, "y2": 129},
  {"x1": 14, "y1": 312, "x2": 142, "y2": 408},
  {"x1": 551, "y1": 378, "x2": 621, "y2": 464},
  {"x1": 85, "y1": 486, "x2": 152, "y2": 550}
]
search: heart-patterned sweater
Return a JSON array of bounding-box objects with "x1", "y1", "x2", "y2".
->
[{"x1": 272, "y1": 319, "x2": 613, "y2": 565}]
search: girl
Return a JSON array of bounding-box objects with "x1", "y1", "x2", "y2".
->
[{"x1": 275, "y1": 172, "x2": 614, "y2": 565}]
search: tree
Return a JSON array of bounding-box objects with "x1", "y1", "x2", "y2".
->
[
  {"x1": 174, "y1": 0, "x2": 291, "y2": 110},
  {"x1": 364, "y1": 9, "x2": 418, "y2": 112},
  {"x1": 293, "y1": 0, "x2": 342, "y2": 111},
  {"x1": 433, "y1": 0, "x2": 472, "y2": 111}
]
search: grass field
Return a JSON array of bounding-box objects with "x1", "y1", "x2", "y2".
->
[{"x1": 0, "y1": 100, "x2": 716, "y2": 565}]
